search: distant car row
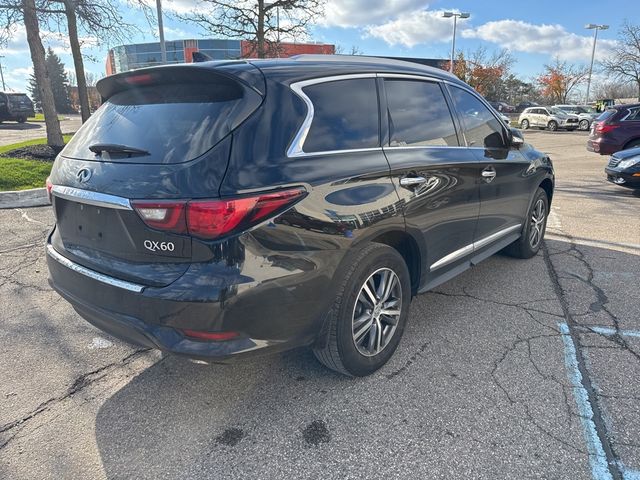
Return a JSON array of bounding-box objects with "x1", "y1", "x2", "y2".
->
[
  {"x1": 0, "y1": 92, "x2": 35, "y2": 123},
  {"x1": 518, "y1": 106, "x2": 581, "y2": 131}
]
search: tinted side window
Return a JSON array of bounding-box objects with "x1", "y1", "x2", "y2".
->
[
  {"x1": 385, "y1": 79, "x2": 459, "y2": 147},
  {"x1": 449, "y1": 87, "x2": 506, "y2": 149},
  {"x1": 302, "y1": 78, "x2": 379, "y2": 153}
]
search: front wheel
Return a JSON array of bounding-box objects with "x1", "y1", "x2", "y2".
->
[
  {"x1": 520, "y1": 119, "x2": 530, "y2": 130},
  {"x1": 503, "y1": 188, "x2": 549, "y2": 259},
  {"x1": 547, "y1": 120, "x2": 558, "y2": 131},
  {"x1": 579, "y1": 119, "x2": 590, "y2": 131},
  {"x1": 313, "y1": 243, "x2": 411, "y2": 376}
]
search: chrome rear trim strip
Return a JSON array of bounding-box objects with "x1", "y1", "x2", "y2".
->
[
  {"x1": 47, "y1": 244, "x2": 144, "y2": 293},
  {"x1": 430, "y1": 223, "x2": 522, "y2": 272},
  {"x1": 51, "y1": 185, "x2": 132, "y2": 211}
]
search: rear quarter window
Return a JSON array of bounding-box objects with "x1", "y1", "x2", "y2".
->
[{"x1": 300, "y1": 78, "x2": 379, "y2": 154}]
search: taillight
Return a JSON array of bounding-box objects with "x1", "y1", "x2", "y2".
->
[
  {"x1": 132, "y1": 187, "x2": 306, "y2": 240},
  {"x1": 595, "y1": 123, "x2": 619, "y2": 134},
  {"x1": 45, "y1": 177, "x2": 53, "y2": 203}
]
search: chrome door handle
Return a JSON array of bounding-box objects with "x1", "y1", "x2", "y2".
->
[
  {"x1": 400, "y1": 176, "x2": 427, "y2": 187},
  {"x1": 481, "y1": 167, "x2": 496, "y2": 182}
]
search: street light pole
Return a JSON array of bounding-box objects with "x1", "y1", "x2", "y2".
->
[
  {"x1": 0, "y1": 56, "x2": 6, "y2": 91},
  {"x1": 156, "y1": 0, "x2": 167, "y2": 64},
  {"x1": 443, "y1": 12, "x2": 470, "y2": 73},
  {"x1": 585, "y1": 23, "x2": 609, "y2": 105}
]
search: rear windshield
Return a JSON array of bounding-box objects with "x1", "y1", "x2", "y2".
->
[
  {"x1": 62, "y1": 81, "x2": 258, "y2": 164},
  {"x1": 596, "y1": 109, "x2": 616, "y2": 122},
  {"x1": 7, "y1": 94, "x2": 32, "y2": 106}
]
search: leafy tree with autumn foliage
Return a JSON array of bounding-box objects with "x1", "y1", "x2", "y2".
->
[
  {"x1": 446, "y1": 47, "x2": 514, "y2": 101},
  {"x1": 538, "y1": 58, "x2": 589, "y2": 104}
]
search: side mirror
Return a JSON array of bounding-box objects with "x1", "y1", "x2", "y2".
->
[{"x1": 509, "y1": 128, "x2": 525, "y2": 149}]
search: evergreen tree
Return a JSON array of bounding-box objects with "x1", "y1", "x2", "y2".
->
[
  {"x1": 45, "y1": 48, "x2": 73, "y2": 114},
  {"x1": 28, "y1": 73, "x2": 42, "y2": 111}
]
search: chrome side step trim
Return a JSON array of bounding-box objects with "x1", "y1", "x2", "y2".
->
[
  {"x1": 430, "y1": 224, "x2": 522, "y2": 272},
  {"x1": 51, "y1": 185, "x2": 132, "y2": 211},
  {"x1": 47, "y1": 244, "x2": 144, "y2": 293}
]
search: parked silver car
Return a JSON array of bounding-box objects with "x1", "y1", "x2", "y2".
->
[
  {"x1": 554, "y1": 104, "x2": 599, "y2": 131},
  {"x1": 518, "y1": 106, "x2": 580, "y2": 131}
]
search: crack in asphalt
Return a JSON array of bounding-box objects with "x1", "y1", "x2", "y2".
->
[
  {"x1": 0, "y1": 348, "x2": 150, "y2": 451},
  {"x1": 542, "y1": 241, "x2": 624, "y2": 480}
]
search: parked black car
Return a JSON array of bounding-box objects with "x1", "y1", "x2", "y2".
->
[
  {"x1": 605, "y1": 146, "x2": 640, "y2": 189},
  {"x1": 0, "y1": 92, "x2": 34, "y2": 123},
  {"x1": 46, "y1": 56, "x2": 554, "y2": 376}
]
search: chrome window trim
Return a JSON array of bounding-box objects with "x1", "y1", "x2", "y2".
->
[
  {"x1": 47, "y1": 244, "x2": 144, "y2": 293},
  {"x1": 51, "y1": 185, "x2": 132, "y2": 211},
  {"x1": 287, "y1": 73, "x2": 378, "y2": 158},
  {"x1": 621, "y1": 107, "x2": 639, "y2": 122},
  {"x1": 430, "y1": 224, "x2": 522, "y2": 271}
]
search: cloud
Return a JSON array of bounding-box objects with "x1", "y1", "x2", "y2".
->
[
  {"x1": 322, "y1": 0, "x2": 427, "y2": 28},
  {"x1": 462, "y1": 20, "x2": 617, "y2": 62},
  {"x1": 365, "y1": 9, "x2": 461, "y2": 47}
]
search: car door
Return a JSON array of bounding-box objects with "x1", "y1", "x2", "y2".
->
[
  {"x1": 381, "y1": 76, "x2": 481, "y2": 284},
  {"x1": 446, "y1": 85, "x2": 533, "y2": 254}
]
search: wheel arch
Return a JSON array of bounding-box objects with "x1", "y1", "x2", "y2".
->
[{"x1": 370, "y1": 230, "x2": 422, "y2": 296}]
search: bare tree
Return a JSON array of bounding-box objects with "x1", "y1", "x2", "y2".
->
[
  {"x1": 600, "y1": 21, "x2": 640, "y2": 101},
  {"x1": 335, "y1": 44, "x2": 362, "y2": 55},
  {"x1": 593, "y1": 79, "x2": 638, "y2": 100},
  {"x1": 178, "y1": 0, "x2": 324, "y2": 58},
  {"x1": 0, "y1": 0, "x2": 64, "y2": 147}
]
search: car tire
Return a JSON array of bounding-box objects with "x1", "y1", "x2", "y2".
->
[
  {"x1": 313, "y1": 243, "x2": 411, "y2": 377},
  {"x1": 547, "y1": 121, "x2": 558, "y2": 131},
  {"x1": 520, "y1": 119, "x2": 529, "y2": 130},
  {"x1": 17, "y1": 117, "x2": 26, "y2": 123},
  {"x1": 579, "y1": 119, "x2": 589, "y2": 131},
  {"x1": 503, "y1": 188, "x2": 549, "y2": 259}
]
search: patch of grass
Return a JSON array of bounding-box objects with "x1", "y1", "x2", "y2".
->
[
  {"x1": 0, "y1": 135, "x2": 74, "y2": 191},
  {"x1": 27, "y1": 113, "x2": 65, "y2": 122}
]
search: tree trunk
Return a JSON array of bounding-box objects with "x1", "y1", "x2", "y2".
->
[
  {"x1": 65, "y1": 0, "x2": 90, "y2": 123},
  {"x1": 22, "y1": 0, "x2": 64, "y2": 147},
  {"x1": 257, "y1": 0, "x2": 265, "y2": 58}
]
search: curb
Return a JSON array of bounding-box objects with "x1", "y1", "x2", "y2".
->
[{"x1": 0, "y1": 187, "x2": 48, "y2": 209}]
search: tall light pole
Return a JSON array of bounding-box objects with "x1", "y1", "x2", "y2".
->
[
  {"x1": 156, "y1": 0, "x2": 167, "y2": 64},
  {"x1": 585, "y1": 23, "x2": 609, "y2": 104},
  {"x1": 443, "y1": 11, "x2": 470, "y2": 73},
  {"x1": 0, "y1": 55, "x2": 6, "y2": 91}
]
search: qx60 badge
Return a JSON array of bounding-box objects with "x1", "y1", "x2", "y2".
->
[{"x1": 144, "y1": 240, "x2": 175, "y2": 252}]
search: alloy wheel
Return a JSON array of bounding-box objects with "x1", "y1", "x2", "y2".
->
[
  {"x1": 352, "y1": 267, "x2": 402, "y2": 357},
  {"x1": 579, "y1": 119, "x2": 589, "y2": 131},
  {"x1": 529, "y1": 198, "x2": 546, "y2": 249}
]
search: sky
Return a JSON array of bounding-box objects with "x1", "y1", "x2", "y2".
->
[{"x1": 1, "y1": 0, "x2": 639, "y2": 95}]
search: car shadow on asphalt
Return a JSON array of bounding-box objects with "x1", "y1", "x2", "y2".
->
[{"x1": 0, "y1": 123, "x2": 42, "y2": 131}]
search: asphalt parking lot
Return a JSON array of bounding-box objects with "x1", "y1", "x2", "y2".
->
[
  {"x1": 0, "y1": 116, "x2": 82, "y2": 146},
  {"x1": 1, "y1": 130, "x2": 638, "y2": 479}
]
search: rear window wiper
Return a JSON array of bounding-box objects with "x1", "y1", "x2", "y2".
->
[{"x1": 88, "y1": 143, "x2": 150, "y2": 157}]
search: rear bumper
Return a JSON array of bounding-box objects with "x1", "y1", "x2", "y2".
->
[
  {"x1": 587, "y1": 138, "x2": 620, "y2": 155},
  {"x1": 47, "y1": 239, "x2": 340, "y2": 361}
]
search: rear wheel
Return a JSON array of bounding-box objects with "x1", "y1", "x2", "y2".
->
[
  {"x1": 547, "y1": 120, "x2": 558, "y2": 131},
  {"x1": 504, "y1": 188, "x2": 549, "y2": 259},
  {"x1": 579, "y1": 119, "x2": 589, "y2": 131},
  {"x1": 520, "y1": 119, "x2": 529, "y2": 130},
  {"x1": 17, "y1": 117, "x2": 27, "y2": 123},
  {"x1": 313, "y1": 243, "x2": 411, "y2": 376},
  {"x1": 623, "y1": 139, "x2": 640, "y2": 150}
]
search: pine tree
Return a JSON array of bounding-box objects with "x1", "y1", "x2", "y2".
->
[
  {"x1": 45, "y1": 48, "x2": 73, "y2": 114},
  {"x1": 28, "y1": 73, "x2": 41, "y2": 111}
]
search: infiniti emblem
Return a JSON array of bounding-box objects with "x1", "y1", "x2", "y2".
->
[{"x1": 76, "y1": 168, "x2": 92, "y2": 183}]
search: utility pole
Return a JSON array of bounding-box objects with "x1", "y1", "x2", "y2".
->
[
  {"x1": 585, "y1": 23, "x2": 609, "y2": 104},
  {"x1": 0, "y1": 55, "x2": 6, "y2": 91},
  {"x1": 443, "y1": 11, "x2": 470, "y2": 73},
  {"x1": 156, "y1": 0, "x2": 167, "y2": 64}
]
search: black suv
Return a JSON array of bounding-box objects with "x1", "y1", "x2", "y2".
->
[
  {"x1": 0, "y1": 92, "x2": 34, "y2": 123},
  {"x1": 47, "y1": 56, "x2": 554, "y2": 376}
]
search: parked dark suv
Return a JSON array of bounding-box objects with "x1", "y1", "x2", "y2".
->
[
  {"x1": 587, "y1": 103, "x2": 640, "y2": 155},
  {"x1": 0, "y1": 92, "x2": 34, "y2": 123},
  {"x1": 46, "y1": 56, "x2": 554, "y2": 376}
]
